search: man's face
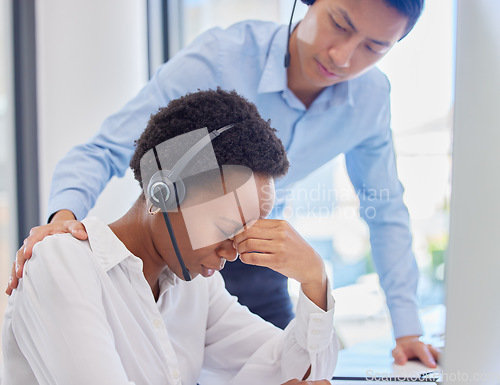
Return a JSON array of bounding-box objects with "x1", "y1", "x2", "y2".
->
[{"x1": 293, "y1": 0, "x2": 409, "y2": 89}]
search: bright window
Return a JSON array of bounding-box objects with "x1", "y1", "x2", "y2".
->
[{"x1": 172, "y1": 0, "x2": 453, "y2": 308}]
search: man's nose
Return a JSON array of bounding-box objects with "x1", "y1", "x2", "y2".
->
[
  {"x1": 219, "y1": 239, "x2": 238, "y2": 262},
  {"x1": 328, "y1": 38, "x2": 357, "y2": 68}
]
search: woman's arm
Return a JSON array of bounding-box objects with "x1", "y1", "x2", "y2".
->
[{"x1": 201, "y1": 271, "x2": 338, "y2": 385}]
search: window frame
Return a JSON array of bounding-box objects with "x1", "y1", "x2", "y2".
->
[{"x1": 13, "y1": 0, "x2": 40, "y2": 245}]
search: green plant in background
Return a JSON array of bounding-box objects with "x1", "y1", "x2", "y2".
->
[
  {"x1": 427, "y1": 234, "x2": 449, "y2": 281},
  {"x1": 363, "y1": 250, "x2": 376, "y2": 275}
]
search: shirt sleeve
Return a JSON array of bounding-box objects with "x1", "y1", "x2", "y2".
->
[
  {"x1": 201, "y1": 273, "x2": 338, "y2": 385},
  {"x1": 47, "y1": 28, "x2": 224, "y2": 221},
  {"x1": 344, "y1": 91, "x2": 422, "y2": 339},
  {"x1": 8, "y1": 234, "x2": 136, "y2": 385}
]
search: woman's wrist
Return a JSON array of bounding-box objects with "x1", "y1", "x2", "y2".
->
[{"x1": 300, "y1": 273, "x2": 328, "y2": 312}]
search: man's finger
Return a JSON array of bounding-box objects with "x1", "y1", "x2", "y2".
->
[
  {"x1": 16, "y1": 242, "x2": 33, "y2": 278},
  {"x1": 392, "y1": 345, "x2": 408, "y2": 365},
  {"x1": 428, "y1": 344, "x2": 441, "y2": 362},
  {"x1": 6, "y1": 262, "x2": 17, "y2": 294},
  {"x1": 17, "y1": 230, "x2": 48, "y2": 277},
  {"x1": 415, "y1": 344, "x2": 437, "y2": 368},
  {"x1": 22, "y1": 231, "x2": 47, "y2": 261},
  {"x1": 15, "y1": 246, "x2": 27, "y2": 279},
  {"x1": 68, "y1": 221, "x2": 88, "y2": 240}
]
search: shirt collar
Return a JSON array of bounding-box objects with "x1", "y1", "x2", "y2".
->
[
  {"x1": 257, "y1": 23, "x2": 354, "y2": 109},
  {"x1": 82, "y1": 217, "x2": 179, "y2": 288},
  {"x1": 83, "y1": 217, "x2": 132, "y2": 271},
  {"x1": 257, "y1": 24, "x2": 289, "y2": 94},
  {"x1": 312, "y1": 80, "x2": 354, "y2": 110}
]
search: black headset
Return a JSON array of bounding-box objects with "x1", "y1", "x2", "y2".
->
[
  {"x1": 285, "y1": 0, "x2": 315, "y2": 68},
  {"x1": 147, "y1": 123, "x2": 236, "y2": 281}
]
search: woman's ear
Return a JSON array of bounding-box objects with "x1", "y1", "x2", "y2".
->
[{"x1": 148, "y1": 203, "x2": 161, "y2": 216}]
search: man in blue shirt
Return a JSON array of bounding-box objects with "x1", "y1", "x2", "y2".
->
[{"x1": 9, "y1": 0, "x2": 440, "y2": 368}]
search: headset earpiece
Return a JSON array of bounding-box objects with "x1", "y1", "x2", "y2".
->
[
  {"x1": 147, "y1": 170, "x2": 186, "y2": 211},
  {"x1": 301, "y1": 0, "x2": 315, "y2": 5}
]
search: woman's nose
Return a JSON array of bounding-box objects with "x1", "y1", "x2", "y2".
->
[{"x1": 219, "y1": 239, "x2": 238, "y2": 262}]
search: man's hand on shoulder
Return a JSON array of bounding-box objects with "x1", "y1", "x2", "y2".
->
[{"x1": 6, "y1": 209, "x2": 87, "y2": 295}]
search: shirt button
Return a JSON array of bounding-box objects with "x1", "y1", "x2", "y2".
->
[
  {"x1": 172, "y1": 369, "x2": 180, "y2": 379},
  {"x1": 310, "y1": 344, "x2": 319, "y2": 350},
  {"x1": 312, "y1": 318, "x2": 322, "y2": 323},
  {"x1": 311, "y1": 329, "x2": 321, "y2": 335},
  {"x1": 153, "y1": 319, "x2": 162, "y2": 328}
]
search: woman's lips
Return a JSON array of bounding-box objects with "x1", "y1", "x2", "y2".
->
[
  {"x1": 200, "y1": 265, "x2": 216, "y2": 278},
  {"x1": 200, "y1": 259, "x2": 226, "y2": 278}
]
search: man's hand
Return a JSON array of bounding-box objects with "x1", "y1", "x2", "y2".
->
[
  {"x1": 232, "y1": 219, "x2": 328, "y2": 311},
  {"x1": 392, "y1": 335, "x2": 441, "y2": 368},
  {"x1": 6, "y1": 209, "x2": 87, "y2": 295}
]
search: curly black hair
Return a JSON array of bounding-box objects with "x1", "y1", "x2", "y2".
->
[{"x1": 130, "y1": 88, "x2": 289, "y2": 189}]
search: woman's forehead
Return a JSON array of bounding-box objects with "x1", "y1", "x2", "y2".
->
[{"x1": 180, "y1": 172, "x2": 274, "y2": 249}]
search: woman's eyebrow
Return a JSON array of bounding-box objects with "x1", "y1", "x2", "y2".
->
[{"x1": 219, "y1": 216, "x2": 243, "y2": 228}]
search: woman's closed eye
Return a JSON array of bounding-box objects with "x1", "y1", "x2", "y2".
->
[{"x1": 216, "y1": 224, "x2": 238, "y2": 239}]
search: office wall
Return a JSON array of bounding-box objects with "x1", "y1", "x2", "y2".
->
[{"x1": 36, "y1": 0, "x2": 147, "y2": 223}]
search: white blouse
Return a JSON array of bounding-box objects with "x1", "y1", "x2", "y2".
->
[{"x1": 2, "y1": 217, "x2": 338, "y2": 385}]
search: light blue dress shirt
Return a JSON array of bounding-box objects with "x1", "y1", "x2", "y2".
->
[{"x1": 48, "y1": 20, "x2": 421, "y2": 338}]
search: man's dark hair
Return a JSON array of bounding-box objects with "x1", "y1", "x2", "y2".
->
[
  {"x1": 130, "y1": 88, "x2": 289, "y2": 188},
  {"x1": 384, "y1": 0, "x2": 425, "y2": 40}
]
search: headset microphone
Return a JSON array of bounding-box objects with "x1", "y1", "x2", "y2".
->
[
  {"x1": 284, "y1": 0, "x2": 315, "y2": 68},
  {"x1": 155, "y1": 185, "x2": 192, "y2": 281},
  {"x1": 284, "y1": 0, "x2": 298, "y2": 68}
]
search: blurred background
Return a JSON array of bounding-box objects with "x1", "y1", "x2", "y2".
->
[{"x1": 0, "y1": 0, "x2": 454, "y2": 354}]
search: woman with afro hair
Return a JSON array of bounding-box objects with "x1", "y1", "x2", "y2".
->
[{"x1": 3, "y1": 89, "x2": 337, "y2": 385}]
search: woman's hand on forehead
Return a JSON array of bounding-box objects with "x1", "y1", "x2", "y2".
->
[{"x1": 232, "y1": 219, "x2": 328, "y2": 310}]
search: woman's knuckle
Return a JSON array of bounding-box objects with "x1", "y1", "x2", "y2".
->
[{"x1": 278, "y1": 228, "x2": 287, "y2": 240}]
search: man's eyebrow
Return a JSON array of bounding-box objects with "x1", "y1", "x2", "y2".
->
[
  {"x1": 338, "y1": 8, "x2": 391, "y2": 47},
  {"x1": 338, "y1": 8, "x2": 358, "y2": 33}
]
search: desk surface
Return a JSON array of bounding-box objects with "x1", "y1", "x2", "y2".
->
[
  {"x1": 333, "y1": 337, "x2": 441, "y2": 380},
  {"x1": 331, "y1": 305, "x2": 445, "y2": 383}
]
